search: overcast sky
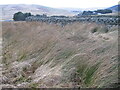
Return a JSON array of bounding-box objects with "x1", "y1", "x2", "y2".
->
[{"x1": 0, "y1": 0, "x2": 119, "y2": 8}]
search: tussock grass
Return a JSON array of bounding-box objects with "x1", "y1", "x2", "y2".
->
[{"x1": 2, "y1": 21, "x2": 118, "y2": 88}]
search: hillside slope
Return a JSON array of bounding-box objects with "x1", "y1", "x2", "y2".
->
[
  {"x1": 0, "y1": 4, "x2": 74, "y2": 20},
  {"x1": 1, "y1": 22, "x2": 118, "y2": 88},
  {"x1": 107, "y1": 5, "x2": 120, "y2": 12}
]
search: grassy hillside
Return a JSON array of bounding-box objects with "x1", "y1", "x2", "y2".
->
[{"x1": 1, "y1": 22, "x2": 118, "y2": 88}]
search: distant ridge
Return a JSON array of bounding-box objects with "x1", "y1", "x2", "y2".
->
[
  {"x1": 0, "y1": 4, "x2": 75, "y2": 20},
  {"x1": 0, "y1": 4, "x2": 119, "y2": 20},
  {"x1": 107, "y1": 5, "x2": 120, "y2": 12}
]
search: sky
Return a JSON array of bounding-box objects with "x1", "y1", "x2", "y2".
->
[{"x1": 0, "y1": 0, "x2": 120, "y2": 8}]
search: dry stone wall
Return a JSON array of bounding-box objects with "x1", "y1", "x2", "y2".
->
[{"x1": 25, "y1": 15, "x2": 120, "y2": 26}]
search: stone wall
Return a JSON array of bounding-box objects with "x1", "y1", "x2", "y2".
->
[{"x1": 25, "y1": 15, "x2": 120, "y2": 26}]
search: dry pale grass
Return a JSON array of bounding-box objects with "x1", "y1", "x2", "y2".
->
[{"x1": 1, "y1": 21, "x2": 118, "y2": 88}]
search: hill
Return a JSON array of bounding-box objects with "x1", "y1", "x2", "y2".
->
[
  {"x1": 0, "y1": 4, "x2": 75, "y2": 20},
  {"x1": 107, "y1": 5, "x2": 120, "y2": 12}
]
